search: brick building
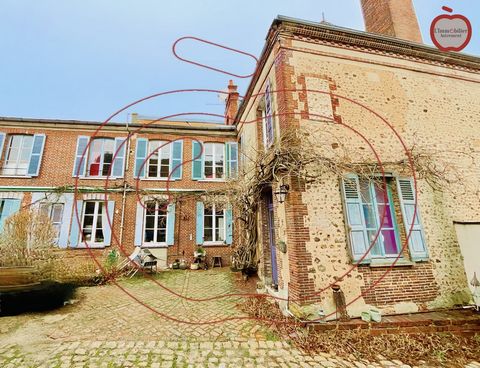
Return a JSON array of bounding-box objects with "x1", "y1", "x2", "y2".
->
[
  {"x1": 236, "y1": 0, "x2": 480, "y2": 319},
  {"x1": 2, "y1": 0, "x2": 479, "y2": 320},
  {"x1": 0, "y1": 108, "x2": 239, "y2": 268}
]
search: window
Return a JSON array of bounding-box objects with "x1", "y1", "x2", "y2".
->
[
  {"x1": 147, "y1": 141, "x2": 170, "y2": 179},
  {"x1": 87, "y1": 138, "x2": 114, "y2": 177},
  {"x1": 3, "y1": 135, "x2": 34, "y2": 176},
  {"x1": 144, "y1": 201, "x2": 167, "y2": 244},
  {"x1": 0, "y1": 198, "x2": 21, "y2": 231},
  {"x1": 343, "y1": 175, "x2": 429, "y2": 264},
  {"x1": 263, "y1": 81, "x2": 275, "y2": 148},
  {"x1": 358, "y1": 179, "x2": 399, "y2": 257},
  {"x1": 39, "y1": 203, "x2": 64, "y2": 241},
  {"x1": 204, "y1": 204, "x2": 225, "y2": 243},
  {"x1": 81, "y1": 201, "x2": 105, "y2": 244},
  {"x1": 204, "y1": 143, "x2": 224, "y2": 179}
]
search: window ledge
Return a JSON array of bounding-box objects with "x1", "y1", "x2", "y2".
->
[
  {"x1": 199, "y1": 179, "x2": 226, "y2": 183},
  {"x1": 75, "y1": 177, "x2": 123, "y2": 180},
  {"x1": 0, "y1": 175, "x2": 33, "y2": 179},
  {"x1": 368, "y1": 259, "x2": 414, "y2": 268},
  {"x1": 72, "y1": 245, "x2": 107, "y2": 249},
  {"x1": 142, "y1": 244, "x2": 168, "y2": 248},
  {"x1": 203, "y1": 241, "x2": 227, "y2": 247},
  {"x1": 139, "y1": 178, "x2": 179, "y2": 181}
]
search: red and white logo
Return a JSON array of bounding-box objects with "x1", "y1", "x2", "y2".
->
[{"x1": 430, "y1": 6, "x2": 472, "y2": 52}]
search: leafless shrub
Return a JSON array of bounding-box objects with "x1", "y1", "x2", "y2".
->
[{"x1": 240, "y1": 297, "x2": 480, "y2": 367}]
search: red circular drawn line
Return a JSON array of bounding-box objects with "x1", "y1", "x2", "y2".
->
[
  {"x1": 100, "y1": 109, "x2": 391, "y2": 307},
  {"x1": 78, "y1": 92, "x2": 412, "y2": 316},
  {"x1": 172, "y1": 36, "x2": 258, "y2": 78},
  {"x1": 72, "y1": 88, "x2": 419, "y2": 324}
]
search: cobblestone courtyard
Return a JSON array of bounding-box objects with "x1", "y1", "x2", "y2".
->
[{"x1": 1, "y1": 268, "x2": 479, "y2": 368}]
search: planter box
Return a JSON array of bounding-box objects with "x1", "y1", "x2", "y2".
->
[{"x1": 0, "y1": 266, "x2": 40, "y2": 291}]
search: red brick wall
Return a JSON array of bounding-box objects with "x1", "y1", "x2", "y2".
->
[{"x1": 0, "y1": 121, "x2": 236, "y2": 267}]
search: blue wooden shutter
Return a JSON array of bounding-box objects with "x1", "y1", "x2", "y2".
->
[
  {"x1": 226, "y1": 142, "x2": 238, "y2": 179},
  {"x1": 73, "y1": 136, "x2": 89, "y2": 177},
  {"x1": 0, "y1": 133, "x2": 6, "y2": 161},
  {"x1": 342, "y1": 175, "x2": 370, "y2": 264},
  {"x1": 134, "y1": 138, "x2": 148, "y2": 178},
  {"x1": 0, "y1": 199, "x2": 21, "y2": 232},
  {"x1": 27, "y1": 134, "x2": 46, "y2": 177},
  {"x1": 397, "y1": 178, "x2": 428, "y2": 262},
  {"x1": 69, "y1": 200, "x2": 84, "y2": 247},
  {"x1": 192, "y1": 141, "x2": 204, "y2": 180},
  {"x1": 170, "y1": 140, "x2": 183, "y2": 180},
  {"x1": 134, "y1": 202, "x2": 144, "y2": 246},
  {"x1": 111, "y1": 137, "x2": 127, "y2": 178},
  {"x1": 196, "y1": 202, "x2": 204, "y2": 245},
  {"x1": 166, "y1": 203, "x2": 175, "y2": 245},
  {"x1": 58, "y1": 193, "x2": 74, "y2": 248},
  {"x1": 225, "y1": 205, "x2": 233, "y2": 245},
  {"x1": 104, "y1": 201, "x2": 115, "y2": 246},
  {"x1": 264, "y1": 80, "x2": 274, "y2": 148}
]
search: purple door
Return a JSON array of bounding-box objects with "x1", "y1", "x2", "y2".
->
[{"x1": 266, "y1": 193, "x2": 278, "y2": 289}]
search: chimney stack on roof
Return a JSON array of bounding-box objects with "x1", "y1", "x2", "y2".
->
[
  {"x1": 360, "y1": 0, "x2": 423, "y2": 43},
  {"x1": 224, "y1": 80, "x2": 239, "y2": 125}
]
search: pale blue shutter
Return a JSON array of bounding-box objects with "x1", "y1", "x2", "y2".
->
[
  {"x1": 0, "y1": 199, "x2": 21, "y2": 232},
  {"x1": 69, "y1": 200, "x2": 84, "y2": 247},
  {"x1": 134, "y1": 202, "x2": 144, "y2": 246},
  {"x1": 166, "y1": 203, "x2": 175, "y2": 245},
  {"x1": 73, "y1": 136, "x2": 89, "y2": 177},
  {"x1": 104, "y1": 201, "x2": 115, "y2": 246},
  {"x1": 170, "y1": 140, "x2": 183, "y2": 180},
  {"x1": 134, "y1": 138, "x2": 148, "y2": 178},
  {"x1": 342, "y1": 175, "x2": 370, "y2": 264},
  {"x1": 192, "y1": 141, "x2": 204, "y2": 180},
  {"x1": 0, "y1": 133, "x2": 5, "y2": 161},
  {"x1": 225, "y1": 205, "x2": 233, "y2": 245},
  {"x1": 27, "y1": 134, "x2": 46, "y2": 176},
  {"x1": 397, "y1": 178, "x2": 428, "y2": 262},
  {"x1": 226, "y1": 142, "x2": 238, "y2": 178},
  {"x1": 196, "y1": 202, "x2": 204, "y2": 245},
  {"x1": 111, "y1": 137, "x2": 127, "y2": 178},
  {"x1": 58, "y1": 193, "x2": 74, "y2": 248}
]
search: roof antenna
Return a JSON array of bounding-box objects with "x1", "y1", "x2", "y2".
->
[{"x1": 322, "y1": 12, "x2": 325, "y2": 22}]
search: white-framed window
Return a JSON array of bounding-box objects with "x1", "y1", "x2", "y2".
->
[
  {"x1": 81, "y1": 201, "x2": 105, "y2": 244},
  {"x1": 147, "y1": 140, "x2": 170, "y2": 179},
  {"x1": 87, "y1": 138, "x2": 114, "y2": 177},
  {"x1": 143, "y1": 201, "x2": 168, "y2": 245},
  {"x1": 263, "y1": 81, "x2": 275, "y2": 149},
  {"x1": 358, "y1": 178, "x2": 400, "y2": 258},
  {"x1": 39, "y1": 202, "x2": 64, "y2": 241},
  {"x1": 204, "y1": 204, "x2": 225, "y2": 243},
  {"x1": 3, "y1": 135, "x2": 34, "y2": 176},
  {"x1": 204, "y1": 143, "x2": 224, "y2": 179}
]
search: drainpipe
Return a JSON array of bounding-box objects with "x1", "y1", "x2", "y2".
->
[{"x1": 119, "y1": 118, "x2": 131, "y2": 245}]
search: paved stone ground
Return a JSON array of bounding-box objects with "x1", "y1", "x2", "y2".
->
[{"x1": 1, "y1": 268, "x2": 479, "y2": 368}]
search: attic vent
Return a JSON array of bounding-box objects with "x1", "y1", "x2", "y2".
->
[
  {"x1": 399, "y1": 179, "x2": 415, "y2": 201},
  {"x1": 343, "y1": 179, "x2": 359, "y2": 199}
]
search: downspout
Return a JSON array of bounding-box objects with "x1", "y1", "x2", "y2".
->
[{"x1": 119, "y1": 118, "x2": 131, "y2": 245}]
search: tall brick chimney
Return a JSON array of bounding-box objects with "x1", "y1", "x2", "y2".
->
[
  {"x1": 360, "y1": 0, "x2": 423, "y2": 43},
  {"x1": 224, "y1": 80, "x2": 239, "y2": 125}
]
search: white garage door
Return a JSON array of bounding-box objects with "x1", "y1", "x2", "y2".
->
[{"x1": 454, "y1": 223, "x2": 480, "y2": 293}]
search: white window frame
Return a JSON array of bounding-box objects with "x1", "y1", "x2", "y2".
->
[
  {"x1": 146, "y1": 140, "x2": 171, "y2": 179},
  {"x1": 203, "y1": 143, "x2": 225, "y2": 180},
  {"x1": 203, "y1": 204, "x2": 226, "y2": 245},
  {"x1": 358, "y1": 178, "x2": 401, "y2": 259},
  {"x1": 143, "y1": 201, "x2": 168, "y2": 247},
  {"x1": 80, "y1": 201, "x2": 105, "y2": 246},
  {"x1": 39, "y1": 202, "x2": 64, "y2": 243},
  {"x1": 3, "y1": 134, "x2": 34, "y2": 176},
  {"x1": 86, "y1": 138, "x2": 115, "y2": 178}
]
